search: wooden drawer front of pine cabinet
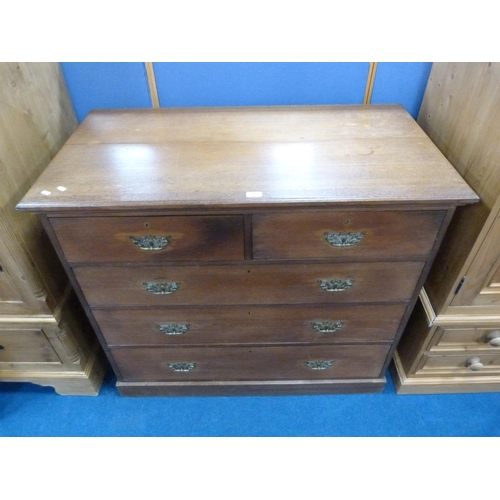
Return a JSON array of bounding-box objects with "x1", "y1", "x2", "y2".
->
[
  {"x1": 94, "y1": 304, "x2": 407, "y2": 347},
  {"x1": 418, "y1": 353, "x2": 500, "y2": 375},
  {"x1": 0, "y1": 329, "x2": 60, "y2": 364},
  {"x1": 50, "y1": 216, "x2": 245, "y2": 263},
  {"x1": 112, "y1": 344, "x2": 391, "y2": 382},
  {"x1": 252, "y1": 211, "x2": 446, "y2": 260},
  {"x1": 430, "y1": 326, "x2": 500, "y2": 352},
  {"x1": 75, "y1": 261, "x2": 424, "y2": 308}
]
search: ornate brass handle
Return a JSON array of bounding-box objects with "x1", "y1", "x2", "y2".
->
[
  {"x1": 324, "y1": 231, "x2": 365, "y2": 247},
  {"x1": 485, "y1": 331, "x2": 500, "y2": 347},
  {"x1": 168, "y1": 362, "x2": 196, "y2": 372},
  {"x1": 143, "y1": 282, "x2": 180, "y2": 295},
  {"x1": 466, "y1": 357, "x2": 484, "y2": 371},
  {"x1": 311, "y1": 321, "x2": 345, "y2": 333},
  {"x1": 305, "y1": 360, "x2": 334, "y2": 370},
  {"x1": 156, "y1": 323, "x2": 190, "y2": 335},
  {"x1": 130, "y1": 235, "x2": 170, "y2": 251},
  {"x1": 318, "y1": 278, "x2": 354, "y2": 292}
]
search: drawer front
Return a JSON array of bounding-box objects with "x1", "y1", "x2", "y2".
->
[
  {"x1": 76, "y1": 261, "x2": 424, "y2": 307},
  {"x1": 431, "y1": 326, "x2": 500, "y2": 352},
  {"x1": 111, "y1": 344, "x2": 391, "y2": 382},
  {"x1": 418, "y1": 353, "x2": 500, "y2": 375},
  {"x1": 252, "y1": 210, "x2": 446, "y2": 260},
  {"x1": 0, "y1": 329, "x2": 60, "y2": 364},
  {"x1": 94, "y1": 304, "x2": 407, "y2": 346},
  {"x1": 50, "y1": 215, "x2": 245, "y2": 263}
]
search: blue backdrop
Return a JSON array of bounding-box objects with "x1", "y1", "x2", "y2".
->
[{"x1": 60, "y1": 62, "x2": 433, "y2": 123}]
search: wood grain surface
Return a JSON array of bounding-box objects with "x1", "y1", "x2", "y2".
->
[
  {"x1": 75, "y1": 261, "x2": 424, "y2": 307},
  {"x1": 16, "y1": 105, "x2": 478, "y2": 213}
]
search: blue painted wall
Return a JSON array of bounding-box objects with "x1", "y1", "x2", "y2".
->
[
  {"x1": 371, "y1": 62, "x2": 433, "y2": 119},
  {"x1": 60, "y1": 62, "x2": 152, "y2": 122},
  {"x1": 153, "y1": 62, "x2": 369, "y2": 107},
  {"x1": 61, "y1": 62, "x2": 433, "y2": 122}
]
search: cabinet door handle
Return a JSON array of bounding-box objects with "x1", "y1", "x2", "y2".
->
[
  {"x1": 485, "y1": 331, "x2": 500, "y2": 347},
  {"x1": 318, "y1": 278, "x2": 354, "y2": 292},
  {"x1": 305, "y1": 360, "x2": 334, "y2": 370},
  {"x1": 311, "y1": 321, "x2": 345, "y2": 333},
  {"x1": 168, "y1": 362, "x2": 196, "y2": 372},
  {"x1": 466, "y1": 357, "x2": 484, "y2": 371},
  {"x1": 324, "y1": 231, "x2": 365, "y2": 247},
  {"x1": 130, "y1": 235, "x2": 170, "y2": 250},
  {"x1": 156, "y1": 323, "x2": 190, "y2": 335},
  {"x1": 143, "y1": 281, "x2": 180, "y2": 294}
]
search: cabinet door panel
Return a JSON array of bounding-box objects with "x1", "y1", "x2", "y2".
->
[{"x1": 451, "y1": 207, "x2": 500, "y2": 307}]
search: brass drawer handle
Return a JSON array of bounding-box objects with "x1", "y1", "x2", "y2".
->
[
  {"x1": 318, "y1": 278, "x2": 354, "y2": 292},
  {"x1": 168, "y1": 362, "x2": 196, "y2": 372},
  {"x1": 305, "y1": 360, "x2": 334, "y2": 370},
  {"x1": 130, "y1": 235, "x2": 170, "y2": 251},
  {"x1": 324, "y1": 231, "x2": 365, "y2": 247},
  {"x1": 485, "y1": 331, "x2": 500, "y2": 347},
  {"x1": 311, "y1": 321, "x2": 345, "y2": 333},
  {"x1": 143, "y1": 281, "x2": 180, "y2": 294},
  {"x1": 466, "y1": 357, "x2": 484, "y2": 371},
  {"x1": 156, "y1": 323, "x2": 190, "y2": 335}
]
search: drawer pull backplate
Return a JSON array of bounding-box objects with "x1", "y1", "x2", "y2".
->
[
  {"x1": 157, "y1": 323, "x2": 190, "y2": 335},
  {"x1": 324, "y1": 231, "x2": 366, "y2": 247},
  {"x1": 143, "y1": 282, "x2": 180, "y2": 295},
  {"x1": 305, "y1": 360, "x2": 334, "y2": 370},
  {"x1": 168, "y1": 362, "x2": 196, "y2": 372},
  {"x1": 311, "y1": 321, "x2": 345, "y2": 333},
  {"x1": 318, "y1": 278, "x2": 354, "y2": 292},
  {"x1": 130, "y1": 235, "x2": 170, "y2": 251}
]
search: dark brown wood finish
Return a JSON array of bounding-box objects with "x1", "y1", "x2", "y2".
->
[
  {"x1": 253, "y1": 210, "x2": 446, "y2": 260},
  {"x1": 111, "y1": 344, "x2": 391, "y2": 382},
  {"x1": 16, "y1": 105, "x2": 478, "y2": 396},
  {"x1": 51, "y1": 215, "x2": 244, "y2": 263},
  {"x1": 93, "y1": 304, "x2": 407, "y2": 347},
  {"x1": 74, "y1": 261, "x2": 424, "y2": 307},
  {"x1": 17, "y1": 106, "x2": 477, "y2": 214}
]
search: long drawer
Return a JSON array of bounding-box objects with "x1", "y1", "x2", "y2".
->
[
  {"x1": 112, "y1": 344, "x2": 391, "y2": 382},
  {"x1": 252, "y1": 210, "x2": 445, "y2": 260},
  {"x1": 75, "y1": 261, "x2": 424, "y2": 307},
  {"x1": 94, "y1": 304, "x2": 407, "y2": 346},
  {"x1": 50, "y1": 215, "x2": 245, "y2": 263}
]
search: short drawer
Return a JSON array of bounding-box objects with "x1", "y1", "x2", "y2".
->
[
  {"x1": 94, "y1": 304, "x2": 407, "y2": 346},
  {"x1": 430, "y1": 326, "x2": 500, "y2": 352},
  {"x1": 252, "y1": 210, "x2": 446, "y2": 260},
  {"x1": 417, "y1": 353, "x2": 500, "y2": 376},
  {"x1": 111, "y1": 344, "x2": 391, "y2": 382},
  {"x1": 76, "y1": 261, "x2": 424, "y2": 307},
  {"x1": 50, "y1": 215, "x2": 244, "y2": 263},
  {"x1": 0, "y1": 329, "x2": 60, "y2": 364}
]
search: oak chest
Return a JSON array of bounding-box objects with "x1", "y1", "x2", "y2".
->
[{"x1": 17, "y1": 105, "x2": 478, "y2": 396}]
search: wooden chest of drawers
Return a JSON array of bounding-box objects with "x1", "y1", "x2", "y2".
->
[{"x1": 17, "y1": 105, "x2": 478, "y2": 396}]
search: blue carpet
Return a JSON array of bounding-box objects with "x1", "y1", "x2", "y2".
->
[{"x1": 1, "y1": 369, "x2": 499, "y2": 437}]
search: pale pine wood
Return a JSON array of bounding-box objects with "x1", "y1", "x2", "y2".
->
[
  {"x1": 394, "y1": 62, "x2": 500, "y2": 393},
  {"x1": 363, "y1": 62, "x2": 378, "y2": 104},
  {"x1": 0, "y1": 62, "x2": 106, "y2": 395},
  {"x1": 145, "y1": 62, "x2": 160, "y2": 108},
  {"x1": 450, "y1": 197, "x2": 500, "y2": 307},
  {"x1": 421, "y1": 63, "x2": 500, "y2": 312}
]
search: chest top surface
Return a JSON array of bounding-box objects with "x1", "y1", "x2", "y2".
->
[{"x1": 17, "y1": 105, "x2": 478, "y2": 213}]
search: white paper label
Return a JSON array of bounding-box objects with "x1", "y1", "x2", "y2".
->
[{"x1": 246, "y1": 191, "x2": 263, "y2": 198}]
